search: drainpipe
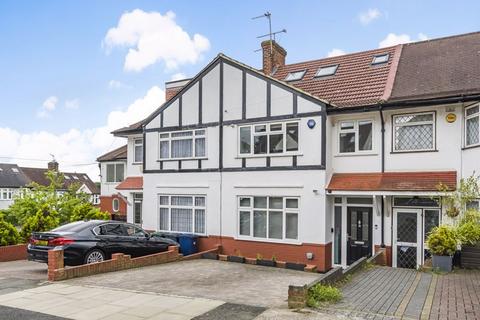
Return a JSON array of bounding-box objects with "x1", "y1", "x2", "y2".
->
[{"x1": 379, "y1": 106, "x2": 386, "y2": 248}]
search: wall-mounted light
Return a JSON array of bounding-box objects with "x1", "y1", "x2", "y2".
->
[{"x1": 307, "y1": 119, "x2": 316, "y2": 129}]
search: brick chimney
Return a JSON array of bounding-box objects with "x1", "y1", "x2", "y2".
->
[
  {"x1": 165, "y1": 78, "x2": 191, "y2": 101},
  {"x1": 261, "y1": 40, "x2": 287, "y2": 75},
  {"x1": 48, "y1": 160, "x2": 59, "y2": 172}
]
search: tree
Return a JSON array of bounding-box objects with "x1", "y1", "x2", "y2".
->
[{"x1": 0, "y1": 218, "x2": 20, "y2": 246}]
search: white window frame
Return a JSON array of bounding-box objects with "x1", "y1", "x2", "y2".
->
[
  {"x1": 158, "y1": 195, "x2": 206, "y2": 235},
  {"x1": 237, "y1": 196, "x2": 300, "y2": 243},
  {"x1": 465, "y1": 104, "x2": 480, "y2": 148},
  {"x1": 372, "y1": 54, "x2": 389, "y2": 65},
  {"x1": 112, "y1": 198, "x2": 119, "y2": 212},
  {"x1": 238, "y1": 121, "x2": 300, "y2": 157},
  {"x1": 285, "y1": 70, "x2": 306, "y2": 82},
  {"x1": 392, "y1": 111, "x2": 436, "y2": 152},
  {"x1": 0, "y1": 188, "x2": 14, "y2": 201},
  {"x1": 92, "y1": 194, "x2": 100, "y2": 205},
  {"x1": 133, "y1": 139, "x2": 143, "y2": 163},
  {"x1": 105, "y1": 162, "x2": 125, "y2": 183},
  {"x1": 337, "y1": 119, "x2": 374, "y2": 154},
  {"x1": 158, "y1": 129, "x2": 207, "y2": 161}
]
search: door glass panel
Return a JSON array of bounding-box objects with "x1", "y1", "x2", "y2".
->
[
  {"x1": 424, "y1": 210, "x2": 440, "y2": 241},
  {"x1": 334, "y1": 206, "x2": 342, "y2": 265},
  {"x1": 397, "y1": 212, "x2": 417, "y2": 243},
  {"x1": 134, "y1": 202, "x2": 142, "y2": 224},
  {"x1": 350, "y1": 211, "x2": 357, "y2": 241},
  {"x1": 362, "y1": 211, "x2": 369, "y2": 241}
]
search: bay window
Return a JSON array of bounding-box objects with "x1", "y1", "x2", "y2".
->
[
  {"x1": 238, "y1": 196, "x2": 299, "y2": 241},
  {"x1": 238, "y1": 122, "x2": 299, "y2": 156},
  {"x1": 159, "y1": 129, "x2": 206, "y2": 160},
  {"x1": 465, "y1": 104, "x2": 479, "y2": 147},
  {"x1": 393, "y1": 112, "x2": 435, "y2": 152},
  {"x1": 338, "y1": 120, "x2": 373, "y2": 153},
  {"x1": 106, "y1": 163, "x2": 124, "y2": 183},
  {"x1": 158, "y1": 195, "x2": 206, "y2": 234}
]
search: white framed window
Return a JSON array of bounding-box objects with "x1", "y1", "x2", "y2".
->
[
  {"x1": 134, "y1": 139, "x2": 143, "y2": 163},
  {"x1": 466, "y1": 199, "x2": 480, "y2": 211},
  {"x1": 0, "y1": 188, "x2": 14, "y2": 201},
  {"x1": 92, "y1": 194, "x2": 100, "y2": 205},
  {"x1": 238, "y1": 121, "x2": 299, "y2": 156},
  {"x1": 238, "y1": 196, "x2": 299, "y2": 241},
  {"x1": 338, "y1": 120, "x2": 373, "y2": 153},
  {"x1": 465, "y1": 104, "x2": 479, "y2": 147},
  {"x1": 393, "y1": 112, "x2": 435, "y2": 152},
  {"x1": 159, "y1": 129, "x2": 206, "y2": 160},
  {"x1": 112, "y1": 198, "x2": 119, "y2": 212},
  {"x1": 158, "y1": 195, "x2": 206, "y2": 234},
  {"x1": 315, "y1": 65, "x2": 338, "y2": 77},
  {"x1": 105, "y1": 163, "x2": 125, "y2": 183},
  {"x1": 285, "y1": 70, "x2": 306, "y2": 82},
  {"x1": 372, "y1": 54, "x2": 389, "y2": 65}
]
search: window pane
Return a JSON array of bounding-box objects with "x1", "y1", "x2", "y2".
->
[
  {"x1": 270, "y1": 123, "x2": 282, "y2": 131},
  {"x1": 172, "y1": 131, "x2": 193, "y2": 137},
  {"x1": 171, "y1": 196, "x2": 193, "y2": 206},
  {"x1": 171, "y1": 139, "x2": 193, "y2": 158},
  {"x1": 269, "y1": 197, "x2": 283, "y2": 209},
  {"x1": 340, "y1": 122, "x2": 354, "y2": 130},
  {"x1": 254, "y1": 197, "x2": 267, "y2": 208},
  {"x1": 239, "y1": 197, "x2": 251, "y2": 207},
  {"x1": 395, "y1": 113, "x2": 433, "y2": 124},
  {"x1": 115, "y1": 164, "x2": 124, "y2": 182},
  {"x1": 269, "y1": 134, "x2": 283, "y2": 153},
  {"x1": 286, "y1": 212, "x2": 298, "y2": 240},
  {"x1": 467, "y1": 106, "x2": 479, "y2": 116},
  {"x1": 466, "y1": 116, "x2": 479, "y2": 146},
  {"x1": 424, "y1": 210, "x2": 439, "y2": 241},
  {"x1": 268, "y1": 211, "x2": 283, "y2": 239},
  {"x1": 286, "y1": 123, "x2": 299, "y2": 152},
  {"x1": 346, "y1": 197, "x2": 373, "y2": 204},
  {"x1": 240, "y1": 127, "x2": 251, "y2": 154},
  {"x1": 194, "y1": 209, "x2": 205, "y2": 233},
  {"x1": 160, "y1": 133, "x2": 169, "y2": 139},
  {"x1": 112, "y1": 199, "x2": 119, "y2": 211},
  {"x1": 358, "y1": 121, "x2": 372, "y2": 151},
  {"x1": 255, "y1": 125, "x2": 266, "y2": 133},
  {"x1": 171, "y1": 208, "x2": 192, "y2": 232},
  {"x1": 467, "y1": 201, "x2": 479, "y2": 210},
  {"x1": 195, "y1": 129, "x2": 205, "y2": 135},
  {"x1": 286, "y1": 198, "x2": 298, "y2": 208},
  {"x1": 395, "y1": 124, "x2": 433, "y2": 150},
  {"x1": 195, "y1": 196, "x2": 205, "y2": 207},
  {"x1": 334, "y1": 197, "x2": 342, "y2": 204},
  {"x1": 160, "y1": 141, "x2": 169, "y2": 159},
  {"x1": 339, "y1": 132, "x2": 355, "y2": 153},
  {"x1": 333, "y1": 207, "x2": 341, "y2": 264},
  {"x1": 134, "y1": 143, "x2": 143, "y2": 162},
  {"x1": 159, "y1": 196, "x2": 169, "y2": 205},
  {"x1": 239, "y1": 211, "x2": 250, "y2": 236},
  {"x1": 195, "y1": 138, "x2": 206, "y2": 157},
  {"x1": 254, "y1": 135, "x2": 267, "y2": 154},
  {"x1": 106, "y1": 164, "x2": 115, "y2": 182},
  {"x1": 253, "y1": 210, "x2": 267, "y2": 237},
  {"x1": 134, "y1": 202, "x2": 142, "y2": 224}
]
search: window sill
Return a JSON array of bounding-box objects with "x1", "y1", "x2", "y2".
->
[
  {"x1": 462, "y1": 144, "x2": 480, "y2": 151},
  {"x1": 390, "y1": 149, "x2": 438, "y2": 154},
  {"x1": 236, "y1": 153, "x2": 303, "y2": 159},
  {"x1": 132, "y1": 162, "x2": 143, "y2": 165},
  {"x1": 334, "y1": 152, "x2": 378, "y2": 157},
  {"x1": 157, "y1": 157, "x2": 208, "y2": 162},
  {"x1": 235, "y1": 236, "x2": 302, "y2": 246}
]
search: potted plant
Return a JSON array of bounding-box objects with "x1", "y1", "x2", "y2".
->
[
  {"x1": 256, "y1": 253, "x2": 276, "y2": 267},
  {"x1": 457, "y1": 209, "x2": 480, "y2": 268},
  {"x1": 227, "y1": 250, "x2": 245, "y2": 263},
  {"x1": 426, "y1": 225, "x2": 458, "y2": 272}
]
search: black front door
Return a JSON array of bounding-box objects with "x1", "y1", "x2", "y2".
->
[{"x1": 347, "y1": 207, "x2": 372, "y2": 265}]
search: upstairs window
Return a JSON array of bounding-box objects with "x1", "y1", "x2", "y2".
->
[
  {"x1": 134, "y1": 139, "x2": 143, "y2": 163},
  {"x1": 315, "y1": 65, "x2": 338, "y2": 77},
  {"x1": 106, "y1": 163, "x2": 124, "y2": 183},
  {"x1": 393, "y1": 112, "x2": 435, "y2": 152},
  {"x1": 338, "y1": 120, "x2": 373, "y2": 153},
  {"x1": 285, "y1": 70, "x2": 306, "y2": 81},
  {"x1": 239, "y1": 122, "x2": 299, "y2": 156},
  {"x1": 159, "y1": 129, "x2": 206, "y2": 160},
  {"x1": 372, "y1": 54, "x2": 389, "y2": 65},
  {"x1": 465, "y1": 104, "x2": 479, "y2": 147}
]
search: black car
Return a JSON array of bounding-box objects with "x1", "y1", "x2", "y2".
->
[{"x1": 27, "y1": 220, "x2": 177, "y2": 266}]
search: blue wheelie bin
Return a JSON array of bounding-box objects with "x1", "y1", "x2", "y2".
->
[{"x1": 177, "y1": 234, "x2": 198, "y2": 255}]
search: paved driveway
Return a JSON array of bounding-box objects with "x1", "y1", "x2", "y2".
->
[
  {"x1": 0, "y1": 260, "x2": 49, "y2": 295},
  {"x1": 65, "y1": 259, "x2": 320, "y2": 308}
]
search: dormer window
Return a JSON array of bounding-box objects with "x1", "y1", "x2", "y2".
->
[
  {"x1": 284, "y1": 70, "x2": 306, "y2": 82},
  {"x1": 372, "y1": 54, "x2": 389, "y2": 65},
  {"x1": 315, "y1": 65, "x2": 338, "y2": 77}
]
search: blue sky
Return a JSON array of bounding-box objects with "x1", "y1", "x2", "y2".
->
[{"x1": 0, "y1": 1, "x2": 479, "y2": 179}]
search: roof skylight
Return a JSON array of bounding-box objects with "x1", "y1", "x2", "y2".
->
[
  {"x1": 65, "y1": 175, "x2": 70, "y2": 180},
  {"x1": 11, "y1": 168, "x2": 19, "y2": 173},
  {"x1": 315, "y1": 65, "x2": 338, "y2": 78},
  {"x1": 284, "y1": 70, "x2": 306, "y2": 81},
  {"x1": 73, "y1": 175, "x2": 79, "y2": 180},
  {"x1": 372, "y1": 54, "x2": 389, "y2": 65}
]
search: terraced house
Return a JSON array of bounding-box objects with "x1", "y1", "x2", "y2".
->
[{"x1": 98, "y1": 31, "x2": 480, "y2": 272}]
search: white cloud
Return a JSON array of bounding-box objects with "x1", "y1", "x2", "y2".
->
[
  {"x1": 37, "y1": 96, "x2": 58, "y2": 118},
  {"x1": 108, "y1": 80, "x2": 131, "y2": 89},
  {"x1": 359, "y1": 8, "x2": 381, "y2": 25},
  {"x1": 170, "y1": 73, "x2": 187, "y2": 81},
  {"x1": 0, "y1": 86, "x2": 165, "y2": 181},
  {"x1": 378, "y1": 33, "x2": 429, "y2": 48},
  {"x1": 327, "y1": 49, "x2": 346, "y2": 58},
  {"x1": 104, "y1": 9, "x2": 210, "y2": 72},
  {"x1": 65, "y1": 99, "x2": 80, "y2": 110}
]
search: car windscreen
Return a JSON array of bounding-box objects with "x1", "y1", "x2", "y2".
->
[{"x1": 52, "y1": 221, "x2": 89, "y2": 233}]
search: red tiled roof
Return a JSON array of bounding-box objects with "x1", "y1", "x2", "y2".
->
[
  {"x1": 272, "y1": 45, "x2": 402, "y2": 108},
  {"x1": 116, "y1": 176, "x2": 143, "y2": 190},
  {"x1": 326, "y1": 171, "x2": 457, "y2": 192}
]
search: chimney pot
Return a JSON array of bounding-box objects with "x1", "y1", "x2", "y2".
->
[
  {"x1": 261, "y1": 40, "x2": 287, "y2": 75},
  {"x1": 165, "y1": 78, "x2": 191, "y2": 102},
  {"x1": 48, "y1": 160, "x2": 59, "y2": 172}
]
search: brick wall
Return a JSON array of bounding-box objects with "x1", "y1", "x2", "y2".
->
[
  {"x1": 261, "y1": 40, "x2": 287, "y2": 75},
  {"x1": 48, "y1": 246, "x2": 181, "y2": 281},
  {"x1": 198, "y1": 236, "x2": 332, "y2": 272},
  {"x1": 100, "y1": 195, "x2": 127, "y2": 216},
  {"x1": 0, "y1": 244, "x2": 27, "y2": 262},
  {"x1": 375, "y1": 245, "x2": 392, "y2": 266}
]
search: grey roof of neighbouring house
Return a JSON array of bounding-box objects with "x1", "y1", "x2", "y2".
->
[{"x1": 0, "y1": 164, "x2": 30, "y2": 188}]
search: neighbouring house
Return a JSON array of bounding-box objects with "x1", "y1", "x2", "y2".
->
[
  {"x1": 99, "y1": 31, "x2": 480, "y2": 271},
  {"x1": 0, "y1": 161, "x2": 100, "y2": 210}
]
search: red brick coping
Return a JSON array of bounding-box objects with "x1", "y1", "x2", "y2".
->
[
  {"x1": 48, "y1": 246, "x2": 182, "y2": 281},
  {"x1": 0, "y1": 244, "x2": 28, "y2": 262}
]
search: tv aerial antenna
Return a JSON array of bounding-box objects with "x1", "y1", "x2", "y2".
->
[{"x1": 252, "y1": 12, "x2": 287, "y2": 53}]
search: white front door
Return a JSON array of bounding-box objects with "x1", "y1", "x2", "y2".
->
[{"x1": 393, "y1": 208, "x2": 422, "y2": 268}]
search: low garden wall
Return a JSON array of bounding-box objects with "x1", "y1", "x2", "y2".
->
[
  {"x1": 461, "y1": 244, "x2": 480, "y2": 268},
  {"x1": 0, "y1": 244, "x2": 28, "y2": 262}
]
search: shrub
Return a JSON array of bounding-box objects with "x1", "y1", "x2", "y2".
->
[
  {"x1": 20, "y1": 204, "x2": 59, "y2": 242},
  {"x1": 0, "y1": 219, "x2": 20, "y2": 246},
  {"x1": 307, "y1": 284, "x2": 342, "y2": 307},
  {"x1": 69, "y1": 203, "x2": 110, "y2": 222},
  {"x1": 457, "y1": 209, "x2": 480, "y2": 246},
  {"x1": 426, "y1": 225, "x2": 458, "y2": 256}
]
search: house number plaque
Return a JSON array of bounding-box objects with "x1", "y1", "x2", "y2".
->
[{"x1": 446, "y1": 113, "x2": 457, "y2": 123}]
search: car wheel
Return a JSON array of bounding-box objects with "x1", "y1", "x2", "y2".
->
[{"x1": 84, "y1": 249, "x2": 105, "y2": 264}]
